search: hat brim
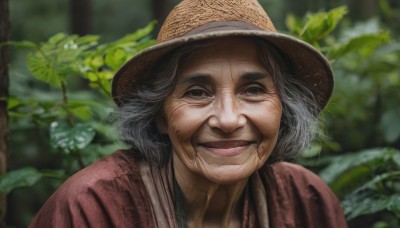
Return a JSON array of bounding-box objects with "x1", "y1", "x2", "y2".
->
[{"x1": 111, "y1": 30, "x2": 333, "y2": 110}]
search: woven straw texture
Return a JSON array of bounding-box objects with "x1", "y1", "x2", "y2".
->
[{"x1": 158, "y1": 0, "x2": 276, "y2": 42}]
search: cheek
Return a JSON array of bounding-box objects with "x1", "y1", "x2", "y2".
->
[
  {"x1": 163, "y1": 100, "x2": 210, "y2": 153},
  {"x1": 244, "y1": 99, "x2": 282, "y2": 152},
  {"x1": 258, "y1": 107, "x2": 282, "y2": 136}
]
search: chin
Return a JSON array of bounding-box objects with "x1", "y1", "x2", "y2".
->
[{"x1": 200, "y1": 164, "x2": 259, "y2": 184}]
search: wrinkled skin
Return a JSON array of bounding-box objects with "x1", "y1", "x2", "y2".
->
[{"x1": 157, "y1": 37, "x2": 282, "y2": 227}]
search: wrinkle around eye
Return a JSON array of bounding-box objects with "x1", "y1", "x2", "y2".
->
[
  {"x1": 238, "y1": 84, "x2": 275, "y2": 102},
  {"x1": 242, "y1": 84, "x2": 268, "y2": 95},
  {"x1": 182, "y1": 86, "x2": 214, "y2": 103}
]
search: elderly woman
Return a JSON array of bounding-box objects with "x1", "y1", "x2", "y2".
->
[{"x1": 30, "y1": 0, "x2": 347, "y2": 227}]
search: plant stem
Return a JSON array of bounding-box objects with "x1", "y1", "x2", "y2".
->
[
  {"x1": 74, "y1": 151, "x2": 86, "y2": 169},
  {"x1": 61, "y1": 81, "x2": 75, "y2": 127}
]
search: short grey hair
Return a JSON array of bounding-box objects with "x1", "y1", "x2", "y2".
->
[{"x1": 113, "y1": 38, "x2": 320, "y2": 164}]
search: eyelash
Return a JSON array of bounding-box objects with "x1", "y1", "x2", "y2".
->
[
  {"x1": 183, "y1": 83, "x2": 270, "y2": 100},
  {"x1": 241, "y1": 84, "x2": 269, "y2": 96},
  {"x1": 183, "y1": 87, "x2": 211, "y2": 98}
]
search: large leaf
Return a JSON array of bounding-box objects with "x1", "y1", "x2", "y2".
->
[
  {"x1": 26, "y1": 33, "x2": 100, "y2": 88},
  {"x1": 343, "y1": 194, "x2": 400, "y2": 220},
  {"x1": 0, "y1": 167, "x2": 42, "y2": 194},
  {"x1": 300, "y1": 6, "x2": 348, "y2": 45},
  {"x1": 50, "y1": 122, "x2": 96, "y2": 154},
  {"x1": 342, "y1": 171, "x2": 400, "y2": 219},
  {"x1": 27, "y1": 52, "x2": 63, "y2": 87},
  {"x1": 328, "y1": 33, "x2": 390, "y2": 59},
  {"x1": 319, "y1": 148, "x2": 400, "y2": 197},
  {"x1": 104, "y1": 47, "x2": 129, "y2": 71}
]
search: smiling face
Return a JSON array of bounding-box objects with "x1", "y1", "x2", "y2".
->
[{"x1": 158, "y1": 38, "x2": 282, "y2": 184}]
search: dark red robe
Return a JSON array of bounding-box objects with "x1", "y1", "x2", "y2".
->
[{"x1": 30, "y1": 150, "x2": 347, "y2": 227}]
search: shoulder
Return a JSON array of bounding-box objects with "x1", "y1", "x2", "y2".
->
[
  {"x1": 266, "y1": 162, "x2": 328, "y2": 188},
  {"x1": 30, "y1": 150, "x2": 153, "y2": 227},
  {"x1": 55, "y1": 150, "x2": 143, "y2": 198},
  {"x1": 65, "y1": 150, "x2": 141, "y2": 188},
  {"x1": 262, "y1": 161, "x2": 337, "y2": 201},
  {"x1": 260, "y1": 162, "x2": 348, "y2": 228}
]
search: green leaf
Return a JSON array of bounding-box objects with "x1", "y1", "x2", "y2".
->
[
  {"x1": 70, "y1": 106, "x2": 92, "y2": 120},
  {"x1": 0, "y1": 167, "x2": 42, "y2": 194},
  {"x1": 301, "y1": 6, "x2": 348, "y2": 44},
  {"x1": 50, "y1": 121, "x2": 96, "y2": 154},
  {"x1": 27, "y1": 52, "x2": 63, "y2": 87},
  {"x1": 99, "y1": 71, "x2": 113, "y2": 80},
  {"x1": 115, "y1": 21, "x2": 156, "y2": 44},
  {"x1": 7, "y1": 97, "x2": 22, "y2": 110},
  {"x1": 328, "y1": 33, "x2": 390, "y2": 59},
  {"x1": 341, "y1": 171, "x2": 400, "y2": 219},
  {"x1": 3, "y1": 40, "x2": 38, "y2": 49},
  {"x1": 105, "y1": 48, "x2": 128, "y2": 71},
  {"x1": 342, "y1": 194, "x2": 395, "y2": 220},
  {"x1": 87, "y1": 55, "x2": 104, "y2": 69},
  {"x1": 24, "y1": 33, "x2": 102, "y2": 88},
  {"x1": 75, "y1": 35, "x2": 100, "y2": 45},
  {"x1": 285, "y1": 14, "x2": 303, "y2": 36},
  {"x1": 387, "y1": 195, "x2": 400, "y2": 215},
  {"x1": 49, "y1": 33, "x2": 67, "y2": 44},
  {"x1": 319, "y1": 148, "x2": 400, "y2": 197},
  {"x1": 393, "y1": 153, "x2": 400, "y2": 167}
]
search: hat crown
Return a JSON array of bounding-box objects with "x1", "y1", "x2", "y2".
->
[{"x1": 157, "y1": 0, "x2": 276, "y2": 43}]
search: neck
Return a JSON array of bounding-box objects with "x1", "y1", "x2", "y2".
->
[{"x1": 173, "y1": 154, "x2": 247, "y2": 228}]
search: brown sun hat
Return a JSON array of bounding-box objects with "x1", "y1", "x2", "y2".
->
[{"x1": 111, "y1": 0, "x2": 333, "y2": 110}]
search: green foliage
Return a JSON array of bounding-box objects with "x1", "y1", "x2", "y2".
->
[
  {"x1": 50, "y1": 122, "x2": 95, "y2": 155},
  {"x1": 0, "y1": 167, "x2": 42, "y2": 194},
  {"x1": 80, "y1": 20, "x2": 156, "y2": 95},
  {"x1": 327, "y1": 32, "x2": 390, "y2": 60},
  {"x1": 2, "y1": 22, "x2": 156, "y2": 195},
  {"x1": 286, "y1": 6, "x2": 348, "y2": 46},
  {"x1": 26, "y1": 33, "x2": 99, "y2": 88},
  {"x1": 342, "y1": 172, "x2": 400, "y2": 220},
  {"x1": 319, "y1": 148, "x2": 399, "y2": 198},
  {"x1": 291, "y1": 5, "x2": 400, "y2": 225}
]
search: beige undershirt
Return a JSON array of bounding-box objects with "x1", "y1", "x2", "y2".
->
[{"x1": 138, "y1": 160, "x2": 269, "y2": 228}]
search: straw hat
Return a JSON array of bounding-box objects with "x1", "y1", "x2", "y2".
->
[{"x1": 112, "y1": 0, "x2": 333, "y2": 110}]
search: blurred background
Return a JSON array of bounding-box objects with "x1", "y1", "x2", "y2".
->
[{"x1": 1, "y1": 0, "x2": 399, "y2": 227}]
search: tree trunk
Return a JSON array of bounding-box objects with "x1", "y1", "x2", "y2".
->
[
  {"x1": 349, "y1": 0, "x2": 378, "y2": 20},
  {"x1": 0, "y1": 0, "x2": 10, "y2": 226},
  {"x1": 152, "y1": 0, "x2": 173, "y2": 33},
  {"x1": 70, "y1": 0, "x2": 92, "y2": 35}
]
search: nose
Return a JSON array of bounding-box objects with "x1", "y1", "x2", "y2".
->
[{"x1": 208, "y1": 92, "x2": 246, "y2": 133}]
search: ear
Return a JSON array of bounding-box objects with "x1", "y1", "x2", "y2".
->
[{"x1": 155, "y1": 113, "x2": 168, "y2": 134}]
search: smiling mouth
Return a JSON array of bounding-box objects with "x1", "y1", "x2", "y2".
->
[{"x1": 199, "y1": 141, "x2": 253, "y2": 156}]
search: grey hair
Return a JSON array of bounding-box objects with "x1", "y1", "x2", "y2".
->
[
  {"x1": 113, "y1": 38, "x2": 320, "y2": 164},
  {"x1": 256, "y1": 40, "x2": 320, "y2": 163}
]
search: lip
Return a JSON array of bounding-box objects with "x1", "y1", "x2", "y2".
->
[{"x1": 198, "y1": 140, "x2": 254, "y2": 156}]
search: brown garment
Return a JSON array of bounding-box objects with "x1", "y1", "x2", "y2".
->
[{"x1": 30, "y1": 151, "x2": 347, "y2": 227}]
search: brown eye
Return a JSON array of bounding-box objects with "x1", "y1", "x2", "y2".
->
[
  {"x1": 243, "y1": 85, "x2": 267, "y2": 95},
  {"x1": 184, "y1": 88, "x2": 210, "y2": 98}
]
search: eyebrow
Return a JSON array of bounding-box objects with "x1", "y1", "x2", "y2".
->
[
  {"x1": 179, "y1": 72, "x2": 269, "y2": 84},
  {"x1": 240, "y1": 72, "x2": 269, "y2": 82},
  {"x1": 180, "y1": 74, "x2": 213, "y2": 84}
]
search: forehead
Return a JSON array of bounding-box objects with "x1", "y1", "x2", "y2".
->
[{"x1": 183, "y1": 37, "x2": 260, "y2": 66}]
